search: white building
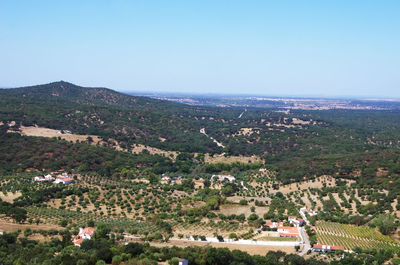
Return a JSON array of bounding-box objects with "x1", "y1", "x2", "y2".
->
[
  {"x1": 212, "y1": 174, "x2": 236, "y2": 182},
  {"x1": 73, "y1": 227, "x2": 96, "y2": 247},
  {"x1": 300, "y1": 207, "x2": 317, "y2": 216},
  {"x1": 54, "y1": 177, "x2": 73, "y2": 184},
  {"x1": 161, "y1": 176, "x2": 171, "y2": 181}
]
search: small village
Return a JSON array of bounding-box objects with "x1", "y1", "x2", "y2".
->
[{"x1": 34, "y1": 171, "x2": 74, "y2": 185}]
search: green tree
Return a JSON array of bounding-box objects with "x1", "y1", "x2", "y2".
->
[
  {"x1": 374, "y1": 214, "x2": 398, "y2": 235},
  {"x1": 168, "y1": 257, "x2": 179, "y2": 265}
]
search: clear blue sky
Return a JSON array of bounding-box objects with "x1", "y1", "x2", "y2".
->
[{"x1": 1, "y1": 0, "x2": 399, "y2": 97}]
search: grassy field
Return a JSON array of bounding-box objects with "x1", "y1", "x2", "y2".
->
[{"x1": 315, "y1": 221, "x2": 400, "y2": 251}]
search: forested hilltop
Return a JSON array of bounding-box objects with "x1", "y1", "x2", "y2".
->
[{"x1": 0, "y1": 81, "x2": 224, "y2": 153}]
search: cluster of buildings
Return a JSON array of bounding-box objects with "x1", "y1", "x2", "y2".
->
[
  {"x1": 33, "y1": 172, "x2": 73, "y2": 184},
  {"x1": 288, "y1": 216, "x2": 305, "y2": 226},
  {"x1": 264, "y1": 221, "x2": 300, "y2": 238},
  {"x1": 161, "y1": 175, "x2": 182, "y2": 183},
  {"x1": 212, "y1": 174, "x2": 236, "y2": 182},
  {"x1": 33, "y1": 174, "x2": 54, "y2": 182},
  {"x1": 277, "y1": 226, "x2": 300, "y2": 238},
  {"x1": 73, "y1": 227, "x2": 96, "y2": 247},
  {"x1": 262, "y1": 216, "x2": 306, "y2": 238},
  {"x1": 300, "y1": 207, "x2": 317, "y2": 216},
  {"x1": 259, "y1": 168, "x2": 270, "y2": 174}
]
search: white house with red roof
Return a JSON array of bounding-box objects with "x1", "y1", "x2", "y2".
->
[
  {"x1": 34, "y1": 174, "x2": 54, "y2": 182},
  {"x1": 313, "y1": 244, "x2": 345, "y2": 252},
  {"x1": 288, "y1": 216, "x2": 305, "y2": 227},
  {"x1": 161, "y1": 175, "x2": 171, "y2": 181},
  {"x1": 53, "y1": 173, "x2": 73, "y2": 184},
  {"x1": 73, "y1": 227, "x2": 96, "y2": 247},
  {"x1": 300, "y1": 207, "x2": 317, "y2": 216},
  {"x1": 277, "y1": 226, "x2": 300, "y2": 237}
]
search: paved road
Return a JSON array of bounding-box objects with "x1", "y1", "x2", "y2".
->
[
  {"x1": 199, "y1": 128, "x2": 225, "y2": 148},
  {"x1": 298, "y1": 227, "x2": 311, "y2": 256},
  {"x1": 299, "y1": 208, "x2": 310, "y2": 226}
]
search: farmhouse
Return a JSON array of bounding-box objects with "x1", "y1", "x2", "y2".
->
[
  {"x1": 277, "y1": 226, "x2": 300, "y2": 237},
  {"x1": 300, "y1": 207, "x2": 317, "y2": 216},
  {"x1": 34, "y1": 176, "x2": 45, "y2": 182},
  {"x1": 34, "y1": 174, "x2": 54, "y2": 182},
  {"x1": 212, "y1": 174, "x2": 236, "y2": 182},
  {"x1": 73, "y1": 227, "x2": 96, "y2": 247},
  {"x1": 265, "y1": 222, "x2": 283, "y2": 229},
  {"x1": 52, "y1": 172, "x2": 73, "y2": 184},
  {"x1": 44, "y1": 174, "x2": 53, "y2": 180},
  {"x1": 161, "y1": 175, "x2": 171, "y2": 181},
  {"x1": 313, "y1": 244, "x2": 345, "y2": 252},
  {"x1": 288, "y1": 216, "x2": 305, "y2": 227},
  {"x1": 54, "y1": 177, "x2": 73, "y2": 184}
]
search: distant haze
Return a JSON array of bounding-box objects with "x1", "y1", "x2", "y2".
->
[{"x1": 1, "y1": 1, "x2": 399, "y2": 97}]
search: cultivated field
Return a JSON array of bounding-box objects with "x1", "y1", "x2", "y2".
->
[{"x1": 315, "y1": 221, "x2": 400, "y2": 251}]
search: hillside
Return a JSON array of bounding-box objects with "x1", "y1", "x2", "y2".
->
[
  {"x1": 3, "y1": 81, "x2": 400, "y2": 190},
  {"x1": 0, "y1": 81, "x2": 224, "y2": 153}
]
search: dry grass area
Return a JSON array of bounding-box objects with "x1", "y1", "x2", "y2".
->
[
  {"x1": 131, "y1": 144, "x2": 179, "y2": 159},
  {"x1": 0, "y1": 192, "x2": 22, "y2": 203},
  {"x1": 172, "y1": 223, "x2": 249, "y2": 238},
  {"x1": 29, "y1": 233, "x2": 62, "y2": 242},
  {"x1": 17, "y1": 125, "x2": 102, "y2": 143},
  {"x1": 292, "y1": 118, "x2": 311, "y2": 125},
  {"x1": 0, "y1": 219, "x2": 62, "y2": 233},
  {"x1": 217, "y1": 204, "x2": 267, "y2": 218},
  {"x1": 270, "y1": 175, "x2": 355, "y2": 194},
  {"x1": 12, "y1": 125, "x2": 180, "y2": 159},
  {"x1": 146, "y1": 239, "x2": 297, "y2": 255},
  {"x1": 205, "y1": 154, "x2": 263, "y2": 164},
  {"x1": 228, "y1": 196, "x2": 269, "y2": 204},
  {"x1": 253, "y1": 231, "x2": 280, "y2": 240},
  {"x1": 235, "y1": 128, "x2": 260, "y2": 136},
  {"x1": 10, "y1": 125, "x2": 265, "y2": 164}
]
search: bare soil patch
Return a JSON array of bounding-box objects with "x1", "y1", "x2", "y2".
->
[
  {"x1": 146, "y1": 239, "x2": 297, "y2": 255},
  {"x1": 0, "y1": 219, "x2": 62, "y2": 233},
  {"x1": 205, "y1": 154, "x2": 263, "y2": 164},
  {"x1": 217, "y1": 204, "x2": 267, "y2": 218},
  {"x1": 271, "y1": 175, "x2": 355, "y2": 194},
  {"x1": 0, "y1": 192, "x2": 22, "y2": 203},
  {"x1": 131, "y1": 144, "x2": 179, "y2": 159},
  {"x1": 18, "y1": 125, "x2": 102, "y2": 143}
]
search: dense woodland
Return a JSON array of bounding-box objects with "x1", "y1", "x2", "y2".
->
[{"x1": 2, "y1": 82, "x2": 400, "y2": 189}]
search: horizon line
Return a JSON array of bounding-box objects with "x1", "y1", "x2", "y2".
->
[{"x1": 1, "y1": 80, "x2": 400, "y2": 101}]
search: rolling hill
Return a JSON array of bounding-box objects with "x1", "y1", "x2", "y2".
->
[
  {"x1": 0, "y1": 81, "x2": 225, "y2": 153},
  {"x1": 2, "y1": 81, "x2": 400, "y2": 191}
]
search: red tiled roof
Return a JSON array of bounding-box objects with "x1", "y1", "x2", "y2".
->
[
  {"x1": 80, "y1": 227, "x2": 95, "y2": 236},
  {"x1": 74, "y1": 238, "x2": 84, "y2": 246},
  {"x1": 313, "y1": 244, "x2": 344, "y2": 251},
  {"x1": 331, "y1": 245, "x2": 345, "y2": 250},
  {"x1": 278, "y1": 226, "x2": 299, "y2": 234},
  {"x1": 61, "y1": 178, "x2": 73, "y2": 182}
]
